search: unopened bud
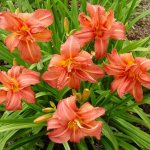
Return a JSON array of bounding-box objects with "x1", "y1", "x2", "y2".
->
[
  {"x1": 82, "y1": 88, "x2": 90, "y2": 101},
  {"x1": 49, "y1": 101, "x2": 56, "y2": 109},
  {"x1": 13, "y1": 58, "x2": 17, "y2": 66},
  {"x1": 34, "y1": 114, "x2": 52, "y2": 124},
  {"x1": 76, "y1": 93, "x2": 82, "y2": 101},
  {"x1": 42, "y1": 108, "x2": 55, "y2": 113},
  {"x1": 64, "y1": 17, "x2": 69, "y2": 34},
  {"x1": 72, "y1": 89, "x2": 76, "y2": 96}
]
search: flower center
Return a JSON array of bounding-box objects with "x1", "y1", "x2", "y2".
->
[
  {"x1": 10, "y1": 78, "x2": 20, "y2": 92},
  {"x1": 21, "y1": 25, "x2": 29, "y2": 31},
  {"x1": 60, "y1": 59, "x2": 73, "y2": 72},
  {"x1": 68, "y1": 119, "x2": 82, "y2": 129},
  {"x1": 60, "y1": 59, "x2": 73, "y2": 67},
  {"x1": 95, "y1": 29, "x2": 103, "y2": 37}
]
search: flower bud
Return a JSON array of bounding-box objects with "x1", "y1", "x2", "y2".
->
[
  {"x1": 13, "y1": 58, "x2": 17, "y2": 66},
  {"x1": 72, "y1": 89, "x2": 76, "y2": 96},
  {"x1": 34, "y1": 114, "x2": 52, "y2": 124},
  {"x1": 82, "y1": 88, "x2": 90, "y2": 101},
  {"x1": 42, "y1": 108, "x2": 55, "y2": 113},
  {"x1": 64, "y1": 17, "x2": 69, "y2": 34},
  {"x1": 49, "y1": 101, "x2": 56, "y2": 109},
  {"x1": 76, "y1": 93, "x2": 82, "y2": 101}
]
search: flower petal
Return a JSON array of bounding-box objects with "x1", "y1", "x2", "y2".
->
[
  {"x1": 18, "y1": 69, "x2": 40, "y2": 88},
  {"x1": 78, "y1": 102, "x2": 105, "y2": 122},
  {"x1": 133, "y1": 82, "x2": 143, "y2": 103},
  {"x1": 105, "y1": 10, "x2": 114, "y2": 29},
  {"x1": 80, "y1": 64, "x2": 104, "y2": 80},
  {"x1": 0, "y1": 71, "x2": 11, "y2": 88},
  {"x1": 61, "y1": 36, "x2": 80, "y2": 58},
  {"x1": 74, "y1": 50, "x2": 92, "y2": 63},
  {"x1": 75, "y1": 69, "x2": 96, "y2": 83},
  {"x1": 74, "y1": 28, "x2": 95, "y2": 47},
  {"x1": 42, "y1": 66, "x2": 63, "y2": 88},
  {"x1": 140, "y1": 59, "x2": 150, "y2": 71},
  {"x1": 0, "y1": 90, "x2": 7, "y2": 104},
  {"x1": 20, "y1": 87, "x2": 35, "y2": 103},
  {"x1": 68, "y1": 75, "x2": 81, "y2": 89},
  {"x1": 56, "y1": 96, "x2": 77, "y2": 121},
  {"x1": 5, "y1": 91, "x2": 22, "y2": 110},
  {"x1": 18, "y1": 40, "x2": 41, "y2": 64},
  {"x1": 81, "y1": 121, "x2": 103, "y2": 140},
  {"x1": 78, "y1": 12, "x2": 91, "y2": 28},
  {"x1": 47, "y1": 118, "x2": 62, "y2": 130},
  {"x1": 32, "y1": 29, "x2": 52, "y2": 42},
  {"x1": 110, "y1": 77, "x2": 122, "y2": 93},
  {"x1": 139, "y1": 73, "x2": 150, "y2": 85},
  {"x1": 49, "y1": 54, "x2": 64, "y2": 66},
  {"x1": 95, "y1": 38, "x2": 109, "y2": 59},
  {"x1": 110, "y1": 22, "x2": 126, "y2": 40},
  {"x1": 27, "y1": 9, "x2": 53, "y2": 27},
  {"x1": 104, "y1": 63, "x2": 124, "y2": 76},
  {"x1": 0, "y1": 12, "x2": 21, "y2": 32},
  {"x1": 48, "y1": 126, "x2": 71, "y2": 143},
  {"x1": 120, "y1": 53, "x2": 134, "y2": 65},
  {"x1": 70, "y1": 128, "x2": 84, "y2": 143},
  {"x1": 86, "y1": 3, "x2": 105, "y2": 18},
  {"x1": 117, "y1": 77, "x2": 133, "y2": 97},
  {"x1": 107, "y1": 49, "x2": 125, "y2": 66},
  {"x1": 4, "y1": 33, "x2": 19, "y2": 52},
  {"x1": 8, "y1": 66, "x2": 24, "y2": 78},
  {"x1": 57, "y1": 69, "x2": 69, "y2": 90}
]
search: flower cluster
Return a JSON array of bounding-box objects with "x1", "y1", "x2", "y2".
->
[{"x1": 0, "y1": 2, "x2": 150, "y2": 144}]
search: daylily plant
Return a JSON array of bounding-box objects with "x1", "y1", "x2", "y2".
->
[
  {"x1": 0, "y1": 9, "x2": 53, "y2": 63},
  {"x1": 74, "y1": 3, "x2": 126, "y2": 59},
  {"x1": 0, "y1": 1, "x2": 149, "y2": 148},
  {"x1": 42, "y1": 36, "x2": 104, "y2": 90},
  {"x1": 47, "y1": 96, "x2": 105, "y2": 143},
  {"x1": 0, "y1": 66, "x2": 40, "y2": 110},
  {"x1": 104, "y1": 49, "x2": 150, "y2": 102}
]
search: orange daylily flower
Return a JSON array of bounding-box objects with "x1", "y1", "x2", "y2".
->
[
  {"x1": 104, "y1": 49, "x2": 150, "y2": 102},
  {"x1": 0, "y1": 66, "x2": 40, "y2": 110},
  {"x1": 47, "y1": 96, "x2": 105, "y2": 143},
  {"x1": 0, "y1": 9, "x2": 53, "y2": 64},
  {"x1": 74, "y1": 3, "x2": 126, "y2": 59},
  {"x1": 42, "y1": 36, "x2": 104, "y2": 90}
]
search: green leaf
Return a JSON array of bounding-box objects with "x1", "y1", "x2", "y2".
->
[
  {"x1": 117, "y1": 138, "x2": 137, "y2": 150},
  {"x1": 0, "y1": 123, "x2": 41, "y2": 133},
  {"x1": 6, "y1": 132, "x2": 45, "y2": 150},
  {"x1": 112, "y1": 117, "x2": 150, "y2": 149},
  {"x1": 127, "y1": 9, "x2": 150, "y2": 30},
  {"x1": 102, "y1": 120, "x2": 119, "y2": 150},
  {"x1": 47, "y1": 142, "x2": 55, "y2": 150},
  {"x1": 120, "y1": 37, "x2": 150, "y2": 53}
]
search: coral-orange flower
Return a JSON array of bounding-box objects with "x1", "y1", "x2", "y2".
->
[
  {"x1": 0, "y1": 66, "x2": 40, "y2": 110},
  {"x1": 47, "y1": 96, "x2": 105, "y2": 143},
  {"x1": 0, "y1": 9, "x2": 53, "y2": 64},
  {"x1": 42, "y1": 36, "x2": 104, "y2": 90},
  {"x1": 74, "y1": 3, "x2": 126, "y2": 59},
  {"x1": 104, "y1": 49, "x2": 150, "y2": 102}
]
